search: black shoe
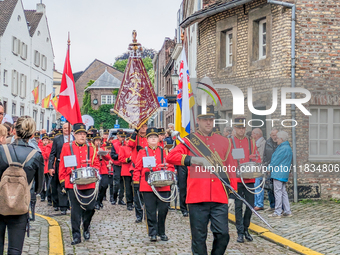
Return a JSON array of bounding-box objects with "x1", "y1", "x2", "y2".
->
[
  {"x1": 41, "y1": 198, "x2": 45, "y2": 202},
  {"x1": 127, "y1": 205, "x2": 133, "y2": 211},
  {"x1": 135, "y1": 219, "x2": 142, "y2": 223},
  {"x1": 48, "y1": 201, "x2": 52, "y2": 206},
  {"x1": 61, "y1": 210, "x2": 67, "y2": 215},
  {"x1": 237, "y1": 234, "x2": 244, "y2": 243},
  {"x1": 111, "y1": 200, "x2": 116, "y2": 205},
  {"x1": 103, "y1": 196, "x2": 107, "y2": 201},
  {"x1": 182, "y1": 211, "x2": 189, "y2": 217},
  {"x1": 95, "y1": 203, "x2": 100, "y2": 210},
  {"x1": 168, "y1": 206, "x2": 175, "y2": 211},
  {"x1": 109, "y1": 195, "x2": 114, "y2": 203},
  {"x1": 83, "y1": 230, "x2": 90, "y2": 240},
  {"x1": 54, "y1": 207, "x2": 59, "y2": 211},
  {"x1": 71, "y1": 237, "x2": 81, "y2": 245},
  {"x1": 100, "y1": 203, "x2": 104, "y2": 208},
  {"x1": 244, "y1": 230, "x2": 253, "y2": 241},
  {"x1": 160, "y1": 234, "x2": 168, "y2": 241},
  {"x1": 150, "y1": 235, "x2": 157, "y2": 242},
  {"x1": 118, "y1": 200, "x2": 126, "y2": 205}
]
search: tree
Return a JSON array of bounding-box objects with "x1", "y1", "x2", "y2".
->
[
  {"x1": 113, "y1": 59, "x2": 128, "y2": 73},
  {"x1": 115, "y1": 47, "x2": 157, "y2": 61},
  {"x1": 81, "y1": 80, "x2": 95, "y2": 115}
]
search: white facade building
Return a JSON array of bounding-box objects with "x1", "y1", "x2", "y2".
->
[{"x1": 0, "y1": 0, "x2": 55, "y2": 131}]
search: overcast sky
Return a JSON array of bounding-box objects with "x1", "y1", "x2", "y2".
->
[{"x1": 23, "y1": 0, "x2": 182, "y2": 72}]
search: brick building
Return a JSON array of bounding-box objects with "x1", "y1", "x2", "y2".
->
[
  {"x1": 180, "y1": 0, "x2": 340, "y2": 199},
  {"x1": 153, "y1": 38, "x2": 176, "y2": 128},
  {"x1": 74, "y1": 59, "x2": 123, "y2": 108}
]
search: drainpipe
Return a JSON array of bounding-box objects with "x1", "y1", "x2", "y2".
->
[{"x1": 267, "y1": 0, "x2": 298, "y2": 203}]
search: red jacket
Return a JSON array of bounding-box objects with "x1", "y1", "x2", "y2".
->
[
  {"x1": 166, "y1": 132, "x2": 235, "y2": 204},
  {"x1": 229, "y1": 136, "x2": 261, "y2": 190},
  {"x1": 111, "y1": 140, "x2": 123, "y2": 166},
  {"x1": 133, "y1": 146, "x2": 175, "y2": 192},
  {"x1": 158, "y1": 140, "x2": 165, "y2": 149},
  {"x1": 59, "y1": 142, "x2": 100, "y2": 190},
  {"x1": 119, "y1": 143, "x2": 132, "y2": 176},
  {"x1": 127, "y1": 134, "x2": 148, "y2": 164},
  {"x1": 94, "y1": 145, "x2": 111, "y2": 175},
  {"x1": 39, "y1": 143, "x2": 52, "y2": 174}
]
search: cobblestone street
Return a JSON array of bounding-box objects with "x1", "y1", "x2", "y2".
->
[{"x1": 19, "y1": 197, "x2": 297, "y2": 255}]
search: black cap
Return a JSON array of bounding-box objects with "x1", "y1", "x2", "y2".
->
[
  {"x1": 87, "y1": 133, "x2": 93, "y2": 139},
  {"x1": 213, "y1": 127, "x2": 221, "y2": 135},
  {"x1": 157, "y1": 128, "x2": 165, "y2": 135},
  {"x1": 74, "y1": 123, "x2": 87, "y2": 134},
  {"x1": 49, "y1": 133, "x2": 55, "y2": 139},
  {"x1": 34, "y1": 131, "x2": 40, "y2": 138},
  {"x1": 234, "y1": 117, "x2": 246, "y2": 127},
  {"x1": 117, "y1": 130, "x2": 126, "y2": 137},
  {"x1": 197, "y1": 105, "x2": 215, "y2": 119},
  {"x1": 103, "y1": 141, "x2": 112, "y2": 148},
  {"x1": 41, "y1": 133, "x2": 49, "y2": 140},
  {"x1": 56, "y1": 129, "x2": 62, "y2": 136},
  {"x1": 103, "y1": 129, "x2": 109, "y2": 134},
  {"x1": 146, "y1": 127, "x2": 158, "y2": 138},
  {"x1": 92, "y1": 131, "x2": 102, "y2": 140}
]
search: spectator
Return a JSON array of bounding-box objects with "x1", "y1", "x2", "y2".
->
[
  {"x1": 0, "y1": 125, "x2": 7, "y2": 144},
  {"x1": 268, "y1": 131, "x2": 292, "y2": 218},
  {"x1": 0, "y1": 116, "x2": 44, "y2": 255},
  {"x1": 251, "y1": 128, "x2": 266, "y2": 211},
  {"x1": 164, "y1": 129, "x2": 173, "y2": 145},
  {"x1": 223, "y1": 127, "x2": 233, "y2": 138},
  {"x1": 168, "y1": 123, "x2": 174, "y2": 131},
  {"x1": 262, "y1": 129, "x2": 279, "y2": 211},
  {"x1": 0, "y1": 103, "x2": 3, "y2": 124},
  {"x1": 3, "y1": 122, "x2": 13, "y2": 144}
]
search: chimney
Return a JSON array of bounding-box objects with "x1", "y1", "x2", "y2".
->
[{"x1": 36, "y1": 3, "x2": 46, "y2": 13}]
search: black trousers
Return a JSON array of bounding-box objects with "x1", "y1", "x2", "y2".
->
[
  {"x1": 123, "y1": 176, "x2": 133, "y2": 206},
  {"x1": 177, "y1": 166, "x2": 188, "y2": 213},
  {"x1": 188, "y1": 202, "x2": 229, "y2": 255},
  {"x1": 108, "y1": 174, "x2": 114, "y2": 197},
  {"x1": 0, "y1": 213, "x2": 28, "y2": 255},
  {"x1": 68, "y1": 189, "x2": 96, "y2": 240},
  {"x1": 51, "y1": 172, "x2": 69, "y2": 210},
  {"x1": 235, "y1": 183, "x2": 254, "y2": 234},
  {"x1": 134, "y1": 186, "x2": 144, "y2": 220},
  {"x1": 40, "y1": 174, "x2": 52, "y2": 202},
  {"x1": 97, "y1": 174, "x2": 109, "y2": 204},
  {"x1": 143, "y1": 191, "x2": 169, "y2": 236},
  {"x1": 113, "y1": 165, "x2": 124, "y2": 201}
]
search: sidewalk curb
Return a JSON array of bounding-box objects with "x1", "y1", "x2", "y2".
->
[
  {"x1": 36, "y1": 213, "x2": 64, "y2": 255},
  {"x1": 228, "y1": 213, "x2": 324, "y2": 255}
]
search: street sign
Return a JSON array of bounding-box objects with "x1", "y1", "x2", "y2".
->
[
  {"x1": 114, "y1": 124, "x2": 120, "y2": 128},
  {"x1": 60, "y1": 116, "x2": 66, "y2": 122},
  {"x1": 157, "y1": 97, "x2": 168, "y2": 108}
]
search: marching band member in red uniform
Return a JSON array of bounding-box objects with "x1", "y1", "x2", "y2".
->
[
  {"x1": 128, "y1": 123, "x2": 148, "y2": 222},
  {"x1": 157, "y1": 128, "x2": 165, "y2": 148},
  {"x1": 102, "y1": 129, "x2": 109, "y2": 143},
  {"x1": 119, "y1": 134, "x2": 134, "y2": 211},
  {"x1": 39, "y1": 133, "x2": 52, "y2": 204},
  {"x1": 110, "y1": 130, "x2": 126, "y2": 205},
  {"x1": 167, "y1": 105, "x2": 236, "y2": 255},
  {"x1": 59, "y1": 123, "x2": 100, "y2": 245},
  {"x1": 230, "y1": 117, "x2": 261, "y2": 243},
  {"x1": 134, "y1": 127, "x2": 175, "y2": 242},
  {"x1": 92, "y1": 131, "x2": 111, "y2": 210},
  {"x1": 102, "y1": 141, "x2": 115, "y2": 203}
]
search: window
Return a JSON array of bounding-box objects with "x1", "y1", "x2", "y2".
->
[
  {"x1": 40, "y1": 111, "x2": 44, "y2": 129},
  {"x1": 34, "y1": 50, "x2": 40, "y2": 67},
  {"x1": 41, "y1": 83, "x2": 46, "y2": 99},
  {"x1": 12, "y1": 37, "x2": 18, "y2": 55},
  {"x1": 11, "y1": 70, "x2": 19, "y2": 95},
  {"x1": 3, "y1": 70, "x2": 8, "y2": 85},
  {"x1": 33, "y1": 110, "x2": 37, "y2": 123},
  {"x1": 20, "y1": 105, "x2": 24, "y2": 116},
  {"x1": 19, "y1": 74, "x2": 27, "y2": 98},
  {"x1": 12, "y1": 102, "x2": 16, "y2": 116},
  {"x1": 309, "y1": 107, "x2": 340, "y2": 160},
  {"x1": 41, "y1": 55, "x2": 47, "y2": 70},
  {"x1": 259, "y1": 19, "x2": 266, "y2": 60},
  {"x1": 226, "y1": 30, "x2": 233, "y2": 67},
  {"x1": 21, "y1": 42, "x2": 27, "y2": 60},
  {"x1": 101, "y1": 95, "x2": 114, "y2": 105}
]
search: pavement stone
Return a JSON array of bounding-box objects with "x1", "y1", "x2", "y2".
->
[{"x1": 31, "y1": 196, "x2": 296, "y2": 255}]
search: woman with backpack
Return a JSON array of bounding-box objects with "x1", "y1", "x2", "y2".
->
[{"x1": 0, "y1": 116, "x2": 44, "y2": 255}]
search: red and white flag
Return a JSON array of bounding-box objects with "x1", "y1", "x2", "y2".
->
[{"x1": 58, "y1": 49, "x2": 82, "y2": 124}]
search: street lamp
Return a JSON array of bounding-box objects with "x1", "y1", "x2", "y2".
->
[{"x1": 171, "y1": 68, "x2": 179, "y2": 94}]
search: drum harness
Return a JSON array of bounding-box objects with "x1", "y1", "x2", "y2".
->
[
  {"x1": 69, "y1": 142, "x2": 100, "y2": 208},
  {"x1": 231, "y1": 136, "x2": 265, "y2": 195},
  {"x1": 145, "y1": 146, "x2": 178, "y2": 203}
]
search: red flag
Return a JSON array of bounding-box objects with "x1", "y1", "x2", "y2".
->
[{"x1": 58, "y1": 49, "x2": 82, "y2": 124}]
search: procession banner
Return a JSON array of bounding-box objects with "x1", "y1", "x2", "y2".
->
[{"x1": 114, "y1": 32, "x2": 159, "y2": 129}]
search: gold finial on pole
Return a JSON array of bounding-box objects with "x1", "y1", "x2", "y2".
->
[{"x1": 129, "y1": 30, "x2": 142, "y2": 55}]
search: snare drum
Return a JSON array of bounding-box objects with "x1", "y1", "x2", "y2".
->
[
  {"x1": 236, "y1": 162, "x2": 263, "y2": 179},
  {"x1": 147, "y1": 170, "x2": 176, "y2": 187},
  {"x1": 70, "y1": 167, "x2": 100, "y2": 185}
]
